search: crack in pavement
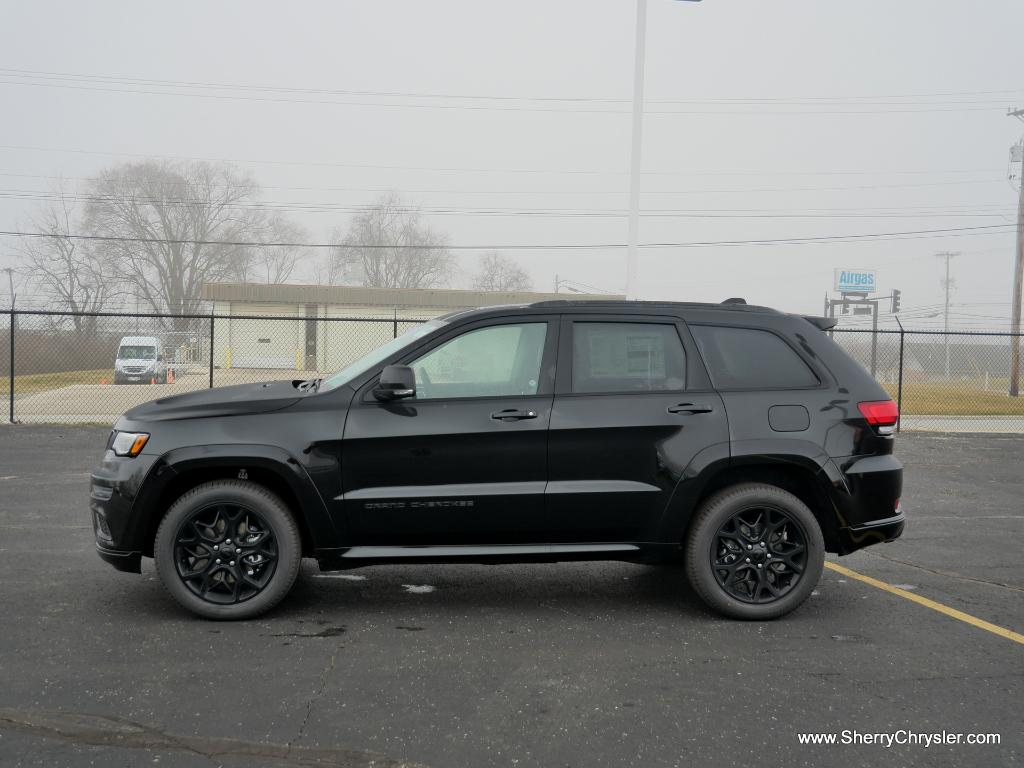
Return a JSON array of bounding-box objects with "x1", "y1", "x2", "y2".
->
[
  {"x1": 287, "y1": 648, "x2": 339, "y2": 754},
  {"x1": 860, "y1": 549, "x2": 1024, "y2": 594},
  {"x1": 0, "y1": 708, "x2": 427, "y2": 767}
]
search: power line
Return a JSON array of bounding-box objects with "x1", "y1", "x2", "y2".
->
[
  {"x1": 0, "y1": 167, "x2": 1006, "y2": 187},
  {"x1": 0, "y1": 145, "x2": 1014, "y2": 187},
  {"x1": 2, "y1": 78, "x2": 1009, "y2": 115},
  {"x1": 1, "y1": 67, "x2": 1019, "y2": 114},
  {"x1": 0, "y1": 188, "x2": 1015, "y2": 221},
  {"x1": 0, "y1": 190, "x2": 1015, "y2": 221},
  {"x1": 4, "y1": 67, "x2": 1023, "y2": 104},
  {"x1": 0, "y1": 224, "x2": 1014, "y2": 251}
]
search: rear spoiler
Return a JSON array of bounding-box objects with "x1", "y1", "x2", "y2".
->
[{"x1": 803, "y1": 315, "x2": 837, "y2": 331}]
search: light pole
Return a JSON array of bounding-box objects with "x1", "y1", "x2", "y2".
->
[
  {"x1": 624, "y1": 0, "x2": 702, "y2": 301},
  {"x1": 1008, "y1": 108, "x2": 1024, "y2": 396}
]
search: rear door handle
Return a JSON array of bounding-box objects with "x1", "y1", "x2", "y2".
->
[
  {"x1": 667, "y1": 403, "x2": 714, "y2": 415},
  {"x1": 491, "y1": 409, "x2": 538, "y2": 421}
]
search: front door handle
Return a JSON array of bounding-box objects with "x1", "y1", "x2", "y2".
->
[
  {"x1": 667, "y1": 403, "x2": 714, "y2": 415},
  {"x1": 491, "y1": 409, "x2": 538, "y2": 421}
]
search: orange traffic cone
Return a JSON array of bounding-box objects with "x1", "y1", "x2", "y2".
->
[
  {"x1": 167, "y1": 368, "x2": 175, "y2": 384},
  {"x1": 150, "y1": 376, "x2": 156, "y2": 385},
  {"x1": 100, "y1": 378, "x2": 108, "y2": 385}
]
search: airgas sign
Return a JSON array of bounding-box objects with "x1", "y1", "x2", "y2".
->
[{"x1": 834, "y1": 268, "x2": 877, "y2": 294}]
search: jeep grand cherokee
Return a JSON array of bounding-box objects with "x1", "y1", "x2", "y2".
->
[{"x1": 90, "y1": 300, "x2": 904, "y2": 620}]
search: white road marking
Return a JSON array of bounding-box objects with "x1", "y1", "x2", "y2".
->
[
  {"x1": 402, "y1": 584, "x2": 435, "y2": 594},
  {"x1": 0, "y1": 476, "x2": 17, "y2": 481},
  {"x1": 312, "y1": 573, "x2": 367, "y2": 581}
]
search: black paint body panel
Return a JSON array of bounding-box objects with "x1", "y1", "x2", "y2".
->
[{"x1": 90, "y1": 301, "x2": 904, "y2": 574}]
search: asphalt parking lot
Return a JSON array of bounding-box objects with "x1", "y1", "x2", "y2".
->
[{"x1": 0, "y1": 428, "x2": 1021, "y2": 768}]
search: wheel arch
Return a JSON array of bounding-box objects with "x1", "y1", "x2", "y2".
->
[
  {"x1": 133, "y1": 445, "x2": 338, "y2": 558},
  {"x1": 666, "y1": 447, "x2": 845, "y2": 554}
]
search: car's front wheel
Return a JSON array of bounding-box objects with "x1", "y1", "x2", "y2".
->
[
  {"x1": 154, "y1": 480, "x2": 301, "y2": 620},
  {"x1": 685, "y1": 483, "x2": 824, "y2": 620}
]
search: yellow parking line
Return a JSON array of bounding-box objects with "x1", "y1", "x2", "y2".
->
[{"x1": 824, "y1": 561, "x2": 1024, "y2": 646}]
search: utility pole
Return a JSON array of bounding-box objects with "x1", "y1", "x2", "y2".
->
[
  {"x1": 1009, "y1": 108, "x2": 1024, "y2": 397},
  {"x1": 936, "y1": 251, "x2": 957, "y2": 380}
]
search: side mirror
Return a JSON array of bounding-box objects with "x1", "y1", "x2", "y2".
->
[{"x1": 373, "y1": 365, "x2": 416, "y2": 401}]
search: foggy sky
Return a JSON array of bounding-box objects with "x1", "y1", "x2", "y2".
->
[{"x1": 1, "y1": 0, "x2": 1022, "y2": 328}]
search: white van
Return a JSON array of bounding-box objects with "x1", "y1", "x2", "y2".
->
[{"x1": 114, "y1": 336, "x2": 168, "y2": 384}]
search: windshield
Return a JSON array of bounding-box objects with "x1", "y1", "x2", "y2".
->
[
  {"x1": 319, "y1": 320, "x2": 445, "y2": 392},
  {"x1": 118, "y1": 345, "x2": 157, "y2": 360}
]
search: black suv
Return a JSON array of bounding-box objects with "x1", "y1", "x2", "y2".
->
[{"x1": 90, "y1": 300, "x2": 904, "y2": 621}]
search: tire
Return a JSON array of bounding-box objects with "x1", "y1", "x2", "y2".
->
[
  {"x1": 154, "y1": 480, "x2": 302, "y2": 620},
  {"x1": 685, "y1": 483, "x2": 824, "y2": 620}
]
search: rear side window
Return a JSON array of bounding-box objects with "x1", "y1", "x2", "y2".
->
[
  {"x1": 572, "y1": 322, "x2": 686, "y2": 393},
  {"x1": 690, "y1": 325, "x2": 819, "y2": 389}
]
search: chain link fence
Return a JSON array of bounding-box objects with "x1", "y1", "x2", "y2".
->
[
  {"x1": 2, "y1": 309, "x2": 425, "y2": 425},
  {"x1": 831, "y1": 328, "x2": 1024, "y2": 433},
  {"x1": 3, "y1": 310, "x2": 1023, "y2": 432}
]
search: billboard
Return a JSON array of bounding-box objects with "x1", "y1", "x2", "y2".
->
[{"x1": 834, "y1": 268, "x2": 877, "y2": 294}]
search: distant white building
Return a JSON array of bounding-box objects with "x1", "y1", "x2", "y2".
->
[{"x1": 201, "y1": 282, "x2": 621, "y2": 372}]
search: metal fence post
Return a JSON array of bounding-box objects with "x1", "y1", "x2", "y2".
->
[
  {"x1": 869, "y1": 300, "x2": 879, "y2": 378},
  {"x1": 393, "y1": 308, "x2": 398, "y2": 339},
  {"x1": 209, "y1": 312, "x2": 215, "y2": 389},
  {"x1": 8, "y1": 309, "x2": 14, "y2": 424},
  {"x1": 895, "y1": 316, "x2": 905, "y2": 433}
]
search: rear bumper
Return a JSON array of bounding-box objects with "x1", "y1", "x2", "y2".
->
[
  {"x1": 828, "y1": 453, "x2": 904, "y2": 554},
  {"x1": 838, "y1": 509, "x2": 905, "y2": 553}
]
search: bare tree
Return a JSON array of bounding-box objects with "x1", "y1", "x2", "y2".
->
[
  {"x1": 235, "y1": 213, "x2": 305, "y2": 284},
  {"x1": 84, "y1": 160, "x2": 264, "y2": 318},
  {"x1": 328, "y1": 194, "x2": 454, "y2": 288},
  {"x1": 472, "y1": 251, "x2": 533, "y2": 292},
  {"x1": 16, "y1": 185, "x2": 119, "y2": 331}
]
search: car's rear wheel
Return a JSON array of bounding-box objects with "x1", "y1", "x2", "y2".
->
[
  {"x1": 685, "y1": 483, "x2": 824, "y2": 620},
  {"x1": 154, "y1": 480, "x2": 301, "y2": 620}
]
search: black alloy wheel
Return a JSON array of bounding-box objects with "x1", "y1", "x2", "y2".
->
[
  {"x1": 685, "y1": 483, "x2": 824, "y2": 620},
  {"x1": 173, "y1": 504, "x2": 278, "y2": 605},
  {"x1": 154, "y1": 480, "x2": 301, "y2": 620},
  {"x1": 710, "y1": 506, "x2": 808, "y2": 604}
]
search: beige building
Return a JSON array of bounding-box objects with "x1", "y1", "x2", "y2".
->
[{"x1": 201, "y1": 283, "x2": 622, "y2": 372}]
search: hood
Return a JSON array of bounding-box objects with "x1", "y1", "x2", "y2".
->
[{"x1": 123, "y1": 379, "x2": 305, "y2": 422}]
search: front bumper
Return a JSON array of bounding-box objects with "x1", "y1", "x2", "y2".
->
[
  {"x1": 96, "y1": 542, "x2": 142, "y2": 573},
  {"x1": 90, "y1": 451, "x2": 158, "y2": 573}
]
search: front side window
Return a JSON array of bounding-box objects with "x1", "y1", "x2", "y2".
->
[
  {"x1": 320, "y1": 320, "x2": 445, "y2": 392},
  {"x1": 410, "y1": 322, "x2": 547, "y2": 399},
  {"x1": 690, "y1": 325, "x2": 819, "y2": 389},
  {"x1": 572, "y1": 322, "x2": 686, "y2": 393}
]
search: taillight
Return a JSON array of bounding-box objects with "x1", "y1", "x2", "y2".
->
[{"x1": 858, "y1": 400, "x2": 899, "y2": 434}]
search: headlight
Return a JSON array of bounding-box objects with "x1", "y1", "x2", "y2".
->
[{"x1": 110, "y1": 431, "x2": 150, "y2": 457}]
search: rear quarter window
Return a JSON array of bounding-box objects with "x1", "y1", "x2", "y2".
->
[{"x1": 690, "y1": 325, "x2": 819, "y2": 390}]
